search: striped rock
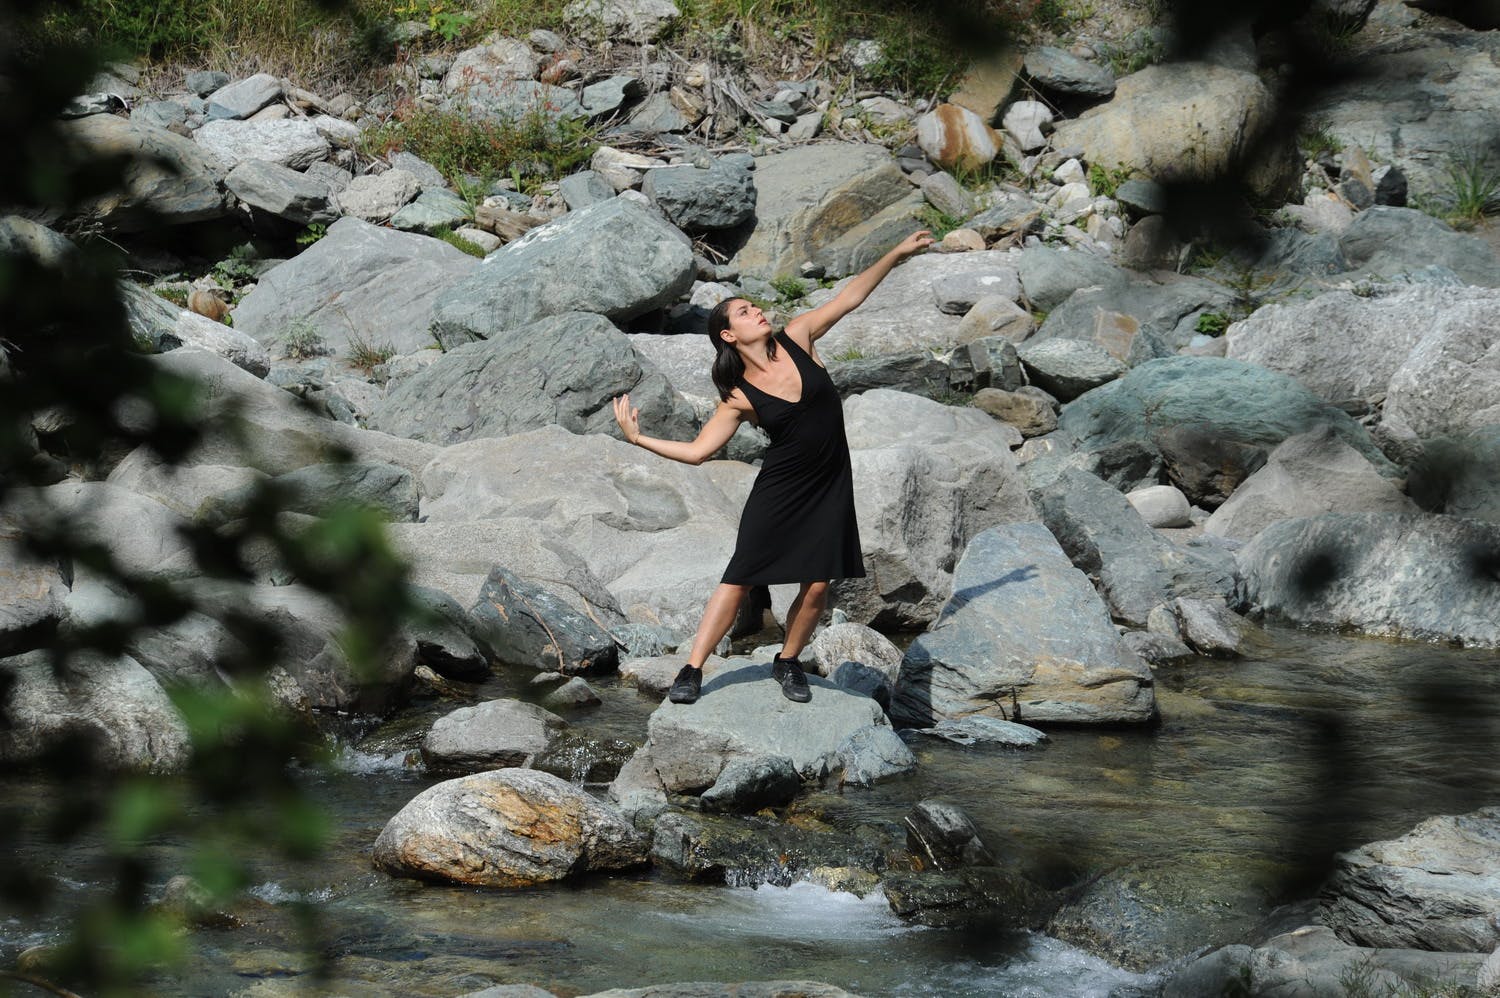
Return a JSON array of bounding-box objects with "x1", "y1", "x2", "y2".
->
[{"x1": 916, "y1": 103, "x2": 1001, "y2": 172}]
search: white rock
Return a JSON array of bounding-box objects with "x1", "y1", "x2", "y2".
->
[
  {"x1": 1127, "y1": 484, "x2": 1192, "y2": 528},
  {"x1": 193, "y1": 118, "x2": 329, "y2": 171},
  {"x1": 1052, "y1": 157, "x2": 1086, "y2": 186},
  {"x1": 1003, "y1": 100, "x2": 1053, "y2": 153},
  {"x1": 334, "y1": 168, "x2": 421, "y2": 223}
]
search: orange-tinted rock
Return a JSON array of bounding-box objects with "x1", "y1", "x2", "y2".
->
[{"x1": 916, "y1": 103, "x2": 1002, "y2": 172}]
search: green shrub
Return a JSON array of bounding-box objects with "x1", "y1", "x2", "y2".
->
[
  {"x1": 347, "y1": 332, "x2": 395, "y2": 374},
  {"x1": 771, "y1": 275, "x2": 808, "y2": 302},
  {"x1": 1442, "y1": 148, "x2": 1500, "y2": 225},
  {"x1": 916, "y1": 205, "x2": 965, "y2": 239},
  {"x1": 1087, "y1": 161, "x2": 1134, "y2": 198},
  {"x1": 295, "y1": 223, "x2": 327, "y2": 247},
  {"x1": 431, "y1": 226, "x2": 487, "y2": 258},
  {"x1": 1195, "y1": 311, "x2": 1231, "y2": 336},
  {"x1": 279, "y1": 319, "x2": 327, "y2": 360},
  {"x1": 153, "y1": 286, "x2": 189, "y2": 308}
]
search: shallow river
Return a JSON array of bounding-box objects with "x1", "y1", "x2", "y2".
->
[{"x1": 5, "y1": 625, "x2": 1499, "y2": 997}]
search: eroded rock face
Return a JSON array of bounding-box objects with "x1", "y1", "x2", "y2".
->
[
  {"x1": 1381, "y1": 293, "x2": 1500, "y2": 444},
  {"x1": 894, "y1": 523, "x2": 1156, "y2": 727},
  {"x1": 1236, "y1": 512, "x2": 1500, "y2": 648},
  {"x1": 373, "y1": 768, "x2": 648, "y2": 887},
  {"x1": 58, "y1": 115, "x2": 227, "y2": 231},
  {"x1": 1320, "y1": 807, "x2": 1500, "y2": 952}
]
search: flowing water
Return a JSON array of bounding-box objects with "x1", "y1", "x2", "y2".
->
[{"x1": 5, "y1": 625, "x2": 1500, "y2": 997}]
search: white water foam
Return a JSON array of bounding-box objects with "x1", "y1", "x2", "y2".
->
[
  {"x1": 326, "y1": 745, "x2": 419, "y2": 776},
  {"x1": 248, "y1": 881, "x2": 336, "y2": 905},
  {"x1": 654, "y1": 881, "x2": 923, "y2": 943},
  {"x1": 889, "y1": 934, "x2": 1162, "y2": 997}
]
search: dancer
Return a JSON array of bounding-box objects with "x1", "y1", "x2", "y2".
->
[{"x1": 613, "y1": 230, "x2": 934, "y2": 704}]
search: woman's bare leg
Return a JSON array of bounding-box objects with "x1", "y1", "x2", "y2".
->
[
  {"x1": 779, "y1": 581, "x2": 829, "y2": 660},
  {"x1": 686, "y1": 583, "x2": 751, "y2": 668}
]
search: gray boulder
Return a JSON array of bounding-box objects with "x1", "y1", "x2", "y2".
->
[
  {"x1": 1034, "y1": 469, "x2": 1237, "y2": 627},
  {"x1": 806, "y1": 621, "x2": 903, "y2": 708},
  {"x1": 334, "y1": 168, "x2": 421, "y2": 224},
  {"x1": 373, "y1": 768, "x2": 647, "y2": 887},
  {"x1": 904, "y1": 799, "x2": 994, "y2": 870},
  {"x1": 973, "y1": 387, "x2": 1056, "y2": 437},
  {"x1": 1237, "y1": 512, "x2": 1500, "y2": 647},
  {"x1": 1339, "y1": 206, "x2": 1500, "y2": 287},
  {"x1": 642, "y1": 157, "x2": 756, "y2": 231},
  {"x1": 389, "y1": 187, "x2": 472, "y2": 234},
  {"x1": 1126, "y1": 484, "x2": 1190, "y2": 527},
  {"x1": 1171, "y1": 596, "x2": 1246, "y2": 656},
  {"x1": 559, "y1": 170, "x2": 616, "y2": 210},
  {"x1": 0, "y1": 650, "x2": 190, "y2": 772},
  {"x1": 17, "y1": 482, "x2": 196, "y2": 579},
  {"x1": 193, "y1": 118, "x2": 329, "y2": 171},
  {"x1": 233, "y1": 216, "x2": 479, "y2": 356},
  {"x1": 1023, "y1": 47, "x2": 1116, "y2": 99},
  {"x1": 699, "y1": 755, "x2": 801, "y2": 813},
  {"x1": 910, "y1": 715, "x2": 1048, "y2": 748},
  {"x1": 369, "y1": 311, "x2": 695, "y2": 445},
  {"x1": 1033, "y1": 273, "x2": 1235, "y2": 365},
  {"x1": 564, "y1": 0, "x2": 680, "y2": 41},
  {"x1": 1015, "y1": 245, "x2": 1127, "y2": 312},
  {"x1": 1017, "y1": 338, "x2": 1127, "y2": 401},
  {"x1": 203, "y1": 461, "x2": 420, "y2": 523},
  {"x1": 445, "y1": 79, "x2": 585, "y2": 126},
  {"x1": 431, "y1": 195, "x2": 694, "y2": 346},
  {"x1": 420, "y1": 699, "x2": 568, "y2": 772},
  {"x1": 1382, "y1": 293, "x2": 1500, "y2": 444},
  {"x1": 186, "y1": 70, "x2": 230, "y2": 96},
  {"x1": 1320, "y1": 807, "x2": 1500, "y2": 952},
  {"x1": 612, "y1": 658, "x2": 911, "y2": 796},
  {"x1": 1056, "y1": 357, "x2": 1395, "y2": 502},
  {"x1": 1163, "y1": 926, "x2": 1485, "y2": 998},
  {"x1": 470, "y1": 566, "x2": 619, "y2": 674},
  {"x1": 58, "y1": 115, "x2": 227, "y2": 231},
  {"x1": 0, "y1": 520, "x2": 67, "y2": 656},
  {"x1": 1409, "y1": 425, "x2": 1500, "y2": 525},
  {"x1": 732, "y1": 143, "x2": 913, "y2": 281},
  {"x1": 405, "y1": 584, "x2": 490, "y2": 680},
  {"x1": 931, "y1": 268, "x2": 1023, "y2": 315},
  {"x1": 205, "y1": 73, "x2": 282, "y2": 119},
  {"x1": 224, "y1": 159, "x2": 337, "y2": 225},
  {"x1": 894, "y1": 523, "x2": 1157, "y2": 727},
  {"x1": 580, "y1": 76, "x2": 645, "y2": 117},
  {"x1": 1205, "y1": 425, "x2": 1417, "y2": 542},
  {"x1": 119, "y1": 281, "x2": 271, "y2": 376},
  {"x1": 838, "y1": 390, "x2": 1038, "y2": 628}
]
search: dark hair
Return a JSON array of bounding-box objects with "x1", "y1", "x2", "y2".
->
[{"x1": 706, "y1": 298, "x2": 776, "y2": 401}]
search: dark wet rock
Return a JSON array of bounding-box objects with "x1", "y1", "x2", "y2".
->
[
  {"x1": 881, "y1": 866, "x2": 1054, "y2": 930},
  {"x1": 836, "y1": 726, "x2": 916, "y2": 786},
  {"x1": 904, "y1": 800, "x2": 994, "y2": 870},
  {"x1": 405, "y1": 584, "x2": 491, "y2": 681},
  {"x1": 373, "y1": 768, "x2": 647, "y2": 887},
  {"x1": 648, "y1": 809, "x2": 888, "y2": 886},
  {"x1": 909, "y1": 715, "x2": 1048, "y2": 748},
  {"x1": 1319, "y1": 806, "x2": 1500, "y2": 952},
  {"x1": 1236, "y1": 512, "x2": 1500, "y2": 648},
  {"x1": 699, "y1": 755, "x2": 801, "y2": 813},
  {"x1": 532, "y1": 733, "x2": 638, "y2": 785},
  {"x1": 1033, "y1": 469, "x2": 1238, "y2": 628},
  {"x1": 420, "y1": 698, "x2": 568, "y2": 773},
  {"x1": 894, "y1": 523, "x2": 1156, "y2": 727},
  {"x1": 542, "y1": 676, "x2": 602, "y2": 709},
  {"x1": 470, "y1": 566, "x2": 620, "y2": 674}
]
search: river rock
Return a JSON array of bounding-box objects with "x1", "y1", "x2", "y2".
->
[
  {"x1": 1319, "y1": 806, "x2": 1500, "y2": 952},
  {"x1": 904, "y1": 800, "x2": 994, "y2": 870},
  {"x1": 372, "y1": 311, "x2": 694, "y2": 445},
  {"x1": 915, "y1": 103, "x2": 1002, "y2": 172},
  {"x1": 580, "y1": 984, "x2": 857, "y2": 998},
  {"x1": 421, "y1": 699, "x2": 568, "y2": 772},
  {"x1": 1023, "y1": 47, "x2": 1115, "y2": 100},
  {"x1": 559, "y1": 169, "x2": 615, "y2": 210},
  {"x1": 732, "y1": 144, "x2": 912, "y2": 281},
  {"x1": 1163, "y1": 925, "x2": 1486, "y2": 998},
  {"x1": 1126, "y1": 484, "x2": 1191, "y2": 528},
  {"x1": 1017, "y1": 339, "x2": 1127, "y2": 401},
  {"x1": 1033, "y1": 273, "x2": 1234, "y2": 365},
  {"x1": 389, "y1": 188, "x2": 472, "y2": 234},
  {"x1": 404, "y1": 584, "x2": 490, "y2": 680},
  {"x1": 470, "y1": 566, "x2": 618, "y2": 674},
  {"x1": 828, "y1": 351, "x2": 954, "y2": 400},
  {"x1": 373, "y1": 768, "x2": 647, "y2": 887},
  {"x1": 698, "y1": 754, "x2": 801, "y2": 813},
  {"x1": 542, "y1": 677, "x2": 601, "y2": 708},
  {"x1": 1409, "y1": 425, "x2": 1500, "y2": 525},
  {"x1": 642, "y1": 156, "x2": 755, "y2": 231},
  {"x1": 1382, "y1": 293, "x2": 1500, "y2": 444},
  {"x1": 386, "y1": 518, "x2": 624, "y2": 626},
  {"x1": 193, "y1": 118, "x2": 329, "y2": 171},
  {"x1": 418, "y1": 426, "x2": 754, "y2": 633},
  {"x1": 141, "y1": 348, "x2": 438, "y2": 477},
  {"x1": 615, "y1": 658, "x2": 910, "y2": 796},
  {"x1": 442, "y1": 34, "x2": 540, "y2": 93},
  {"x1": 619, "y1": 654, "x2": 728, "y2": 697},
  {"x1": 0, "y1": 650, "x2": 191, "y2": 773},
  {"x1": 58, "y1": 115, "x2": 227, "y2": 231},
  {"x1": 837, "y1": 390, "x2": 1038, "y2": 628},
  {"x1": 1055, "y1": 357, "x2": 1395, "y2": 502},
  {"x1": 1205, "y1": 425, "x2": 1416, "y2": 542},
  {"x1": 1339, "y1": 206, "x2": 1500, "y2": 287},
  {"x1": 1237, "y1": 512, "x2": 1500, "y2": 647},
  {"x1": 333, "y1": 168, "x2": 420, "y2": 224},
  {"x1": 910, "y1": 714, "x2": 1048, "y2": 747},
  {"x1": 203, "y1": 461, "x2": 419, "y2": 524},
  {"x1": 1051, "y1": 62, "x2": 1291, "y2": 198},
  {"x1": 0, "y1": 520, "x2": 67, "y2": 656},
  {"x1": 930, "y1": 268, "x2": 1022, "y2": 315},
  {"x1": 973, "y1": 387, "x2": 1056, "y2": 437},
  {"x1": 1001, "y1": 100, "x2": 1051, "y2": 152},
  {"x1": 646, "y1": 807, "x2": 886, "y2": 887},
  {"x1": 810, "y1": 251, "x2": 1026, "y2": 358},
  {"x1": 1015, "y1": 246, "x2": 1127, "y2": 313},
  {"x1": 446, "y1": 77, "x2": 585, "y2": 125},
  {"x1": 1225, "y1": 286, "x2": 1500, "y2": 408},
  {"x1": 894, "y1": 523, "x2": 1156, "y2": 727},
  {"x1": 17, "y1": 482, "x2": 196, "y2": 579},
  {"x1": 1034, "y1": 469, "x2": 1237, "y2": 627},
  {"x1": 118, "y1": 281, "x2": 270, "y2": 376},
  {"x1": 205, "y1": 73, "x2": 281, "y2": 119},
  {"x1": 224, "y1": 159, "x2": 337, "y2": 226},
  {"x1": 432, "y1": 195, "x2": 693, "y2": 345},
  {"x1": 807, "y1": 621, "x2": 903, "y2": 708},
  {"x1": 1171, "y1": 596, "x2": 1245, "y2": 656},
  {"x1": 232, "y1": 217, "x2": 479, "y2": 357}
]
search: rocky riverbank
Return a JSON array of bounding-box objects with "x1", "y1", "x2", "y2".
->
[{"x1": 4, "y1": 0, "x2": 1500, "y2": 993}]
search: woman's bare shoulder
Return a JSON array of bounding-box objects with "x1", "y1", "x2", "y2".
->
[{"x1": 722, "y1": 389, "x2": 756, "y2": 424}]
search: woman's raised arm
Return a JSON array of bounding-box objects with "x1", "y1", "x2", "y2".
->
[
  {"x1": 613, "y1": 394, "x2": 746, "y2": 466},
  {"x1": 785, "y1": 229, "x2": 934, "y2": 345}
]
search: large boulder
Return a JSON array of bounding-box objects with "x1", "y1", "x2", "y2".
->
[
  {"x1": 119, "y1": 281, "x2": 271, "y2": 376},
  {"x1": 431, "y1": 195, "x2": 694, "y2": 347},
  {"x1": 563, "y1": 0, "x2": 680, "y2": 42},
  {"x1": 1055, "y1": 357, "x2": 1396, "y2": 503},
  {"x1": 1, "y1": 516, "x2": 68, "y2": 656},
  {"x1": 420, "y1": 699, "x2": 569, "y2": 772},
  {"x1": 1409, "y1": 425, "x2": 1500, "y2": 525},
  {"x1": 1226, "y1": 285, "x2": 1500, "y2": 408},
  {"x1": 1050, "y1": 62, "x2": 1292, "y2": 198},
  {"x1": 17, "y1": 482, "x2": 197, "y2": 579},
  {"x1": 0, "y1": 650, "x2": 190, "y2": 772},
  {"x1": 1033, "y1": 274, "x2": 1235, "y2": 365},
  {"x1": 611, "y1": 658, "x2": 912, "y2": 797},
  {"x1": 1034, "y1": 469, "x2": 1237, "y2": 626},
  {"x1": 1237, "y1": 512, "x2": 1500, "y2": 647},
  {"x1": 808, "y1": 251, "x2": 1025, "y2": 358},
  {"x1": 417, "y1": 426, "x2": 755, "y2": 633},
  {"x1": 232, "y1": 217, "x2": 480, "y2": 357},
  {"x1": 1320, "y1": 807, "x2": 1500, "y2": 952},
  {"x1": 57, "y1": 114, "x2": 227, "y2": 230},
  {"x1": 373, "y1": 768, "x2": 648, "y2": 887},
  {"x1": 202, "y1": 460, "x2": 420, "y2": 523},
  {"x1": 192, "y1": 118, "x2": 330, "y2": 171},
  {"x1": 368, "y1": 311, "x2": 695, "y2": 445},
  {"x1": 732, "y1": 143, "x2": 914, "y2": 281},
  {"x1": 1205, "y1": 425, "x2": 1417, "y2": 541},
  {"x1": 1381, "y1": 293, "x2": 1500, "y2": 444},
  {"x1": 1338, "y1": 207, "x2": 1500, "y2": 287},
  {"x1": 470, "y1": 566, "x2": 619, "y2": 674},
  {"x1": 838, "y1": 390, "x2": 1037, "y2": 628},
  {"x1": 1015, "y1": 245, "x2": 1128, "y2": 313},
  {"x1": 641, "y1": 154, "x2": 756, "y2": 231},
  {"x1": 893, "y1": 523, "x2": 1157, "y2": 727},
  {"x1": 223, "y1": 158, "x2": 337, "y2": 226}
]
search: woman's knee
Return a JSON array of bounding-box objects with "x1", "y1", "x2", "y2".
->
[{"x1": 801, "y1": 580, "x2": 830, "y2": 601}]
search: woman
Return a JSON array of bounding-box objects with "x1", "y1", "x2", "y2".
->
[{"x1": 613, "y1": 230, "x2": 934, "y2": 705}]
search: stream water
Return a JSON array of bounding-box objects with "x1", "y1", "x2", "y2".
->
[{"x1": 5, "y1": 625, "x2": 1499, "y2": 997}]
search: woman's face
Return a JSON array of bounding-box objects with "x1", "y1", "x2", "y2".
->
[{"x1": 719, "y1": 299, "x2": 772, "y2": 345}]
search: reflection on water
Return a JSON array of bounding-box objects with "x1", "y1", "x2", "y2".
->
[{"x1": 3, "y1": 626, "x2": 1499, "y2": 996}]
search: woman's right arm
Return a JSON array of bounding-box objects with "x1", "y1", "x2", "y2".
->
[{"x1": 613, "y1": 394, "x2": 746, "y2": 466}]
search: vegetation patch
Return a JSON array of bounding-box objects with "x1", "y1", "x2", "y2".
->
[
  {"x1": 279, "y1": 319, "x2": 329, "y2": 359},
  {"x1": 1087, "y1": 161, "x2": 1133, "y2": 198},
  {"x1": 430, "y1": 225, "x2": 488, "y2": 258}
]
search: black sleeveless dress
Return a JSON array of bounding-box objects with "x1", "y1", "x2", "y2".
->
[{"x1": 720, "y1": 332, "x2": 866, "y2": 585}]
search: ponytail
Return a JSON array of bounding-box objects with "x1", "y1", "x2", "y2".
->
[{"x1": 706, "y1": 298, "x2": 776, "y2": 402}]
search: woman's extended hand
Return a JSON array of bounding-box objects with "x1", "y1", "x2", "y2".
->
[
  {"x1": 893, "y1": 229, "x2": 936, "y2": 259},
  {"x1": 613, "y1": 393, "x2": 641, "y2": 444}
]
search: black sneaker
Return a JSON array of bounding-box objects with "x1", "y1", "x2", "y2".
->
[
  {"x1": 771, "y1": 654, "x2": 790, "y2": 683},
  {"x1": 667, "y1": 664, "x2": 702, "y2": 704},
  {"x1": 777, "y1": 657, "x2": 811, "y2": 703}
]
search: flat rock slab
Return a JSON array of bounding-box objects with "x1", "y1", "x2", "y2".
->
[
  {"x1": 58, "y1": 114, "x2": 227, "y2": 231},
  {"x1": 193, "y1": 118, "x2": 330, "y2": 171},
  {"x1": 421, "y1": 699, "x2": 568, "y2": 772},
  {"x1": 1237, "y1": 511, "x2": 1500, "y2": 647},
  {"x1": 373, "y1": 768, "x2": 647, "y2": 887}
]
